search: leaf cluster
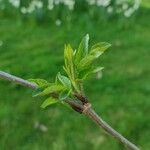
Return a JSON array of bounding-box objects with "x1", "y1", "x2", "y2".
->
[{"x1": 29, "y1": 34, "x2": 111, "y2": 108}]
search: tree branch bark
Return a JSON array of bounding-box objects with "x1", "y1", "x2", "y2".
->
[{"x1": 0, "y1": 71, "x2": 140, "y2": 150}]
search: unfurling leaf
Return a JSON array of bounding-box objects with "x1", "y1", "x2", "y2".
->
[
  {"x1": 59, "y1": 90, "x2": 71, "y2": 100},
  {"x1": 75, "y1": 34, "x2": 89, "y2": 64},
  {"x1": 29, "y1": 34, "x2": 111, "y2": 110},
  {"x1": 57, "y1": 72, "x2": 71, "y2": 89},
  {"x1": 32, "y1": 87, "x2": 44, "y2": 97},
  {"x1": 41, "y1": 97, "x2": 58, "y2": 108},
  {"x1": 78, "y1": 67, "x2": 104, "y2": 80},
  {"x1": 78, "y1": 68, "x2": 92, "y2": 80},
  {"x1": 34, "y1": 84, "x2": 65, "y2": 97},
  {"x1": 78, "y1": 55, "x2": 95, "y2": 71},
  {"x1": 40, "y1": 85, "x2": 65, "y2": 96},
  {"x1": 90, "y1": 42, "x2": 111, "y2": 58},
  {"x1": 64, "y1": 44, "x2": 75, "y2": 81},
  {"x1": 76, "y1": 42, "x2": 110, "y2": 74}
]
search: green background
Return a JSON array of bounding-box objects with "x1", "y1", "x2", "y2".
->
[{"x1": 0, "y1": 1, "x2": 150, "y2": 150}]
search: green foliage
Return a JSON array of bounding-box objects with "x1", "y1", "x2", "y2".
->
[
  {"x1": 41, "y1": 97, "x2": 58, "y2": 108},
  {"x1": 77, "y1": 42, "x2": 111, "y2": 71},
  {"x1": 57, "y1": 72, "x2": 71, "y2": 90},
  {"x1": 75, "y1": 38, "x2": 111, "y2": 80},
  {"x1": 32, "y1": 87, "x2": 45, "y2": 97},
  {"x1": 74, "y1": 34, "x2": 89, "y2": 64},
  {"x1": 36, "y1": 84, "x2": 65, "y2": 97},
  {"x1": 59, "y1": 90, "x2": 71, "y2": 100},
  {"x1": 29, "y1": 34, "x2": 111, "y2": 108},
  {"x1": 90, "y1": 42, "x2": 111, "y2": 58},
  {"x1": 63, "y1": 44, "x2": 75, "y2": 84}
]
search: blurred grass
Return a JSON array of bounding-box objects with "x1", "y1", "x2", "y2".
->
[
  {"x1": 142, "y1": 0, "x2": 150, "y2": 8},
  {"x1": 0, "y1": 4, "x2": 150, "y2": 150}
]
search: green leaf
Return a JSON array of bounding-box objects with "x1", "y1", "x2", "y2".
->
[
  {"x1": 28, "y1": 79, "x2": 49, "y2": 87},
  {"x1": 32, "y1": 87, "x2": 44, "y2": 97},
  {"x1": 78, "y1": 54, "x2": 95, "y2": 71},
  {"x1": 75, "y1": 34, "x2": 89, "y2": 64},
  {"x1": 41, "y1": 85, "x2": 65, "y2": 96},
  {"x1": 78, "y1": 68, "x2": 92, "y2": 80},
  {"x1": 34, "y1": 84, "x2": 65, "y2": 97},
  {"x1": 41, "y1": 97, "x2": 58, "y2": 109},
  {"x1": 59, "y1": 90, "x2": 71, "y2": 100},
  {"x1": 78, "y1": 67, "x2": 104, "y2": 80},
  {"x1": 57, "y1": 72, "x2": 71, "y2": 89},
  {"x1": 76, "y1": 42, "x2": 111, "y2": 72},
  {"x1": 64, "y1": 44, "x2": 75, "y2": 80},
  {"x1": 90, "y1": 42, "x2": 111, "y2": 58}
]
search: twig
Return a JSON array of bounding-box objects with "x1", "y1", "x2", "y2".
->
[
  {"x1": 0, "y1": 71, "x2": 140, "y2": 150},
  {"x1": 0, "y1": 71, "x2": 37, "y2": 89},
  {"x1": 84, "y1": 108, "x2": 140, "y2": 150},
  {"x1": 0, "y1": 71, "x2": 82, "y2": 110}
]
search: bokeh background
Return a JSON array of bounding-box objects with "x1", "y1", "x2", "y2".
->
[{"x1": 0, "y1": 0, "x2": 150, "y2": 150}]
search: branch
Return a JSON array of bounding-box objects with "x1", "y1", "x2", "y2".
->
[
  {"x1": 84, "y1": 109, "x2": 140, "y2": 150},
  {"x1": 0, "y1": 71, "x2": 83, "y2": 111},
  {"x1": 0, "y1": 71, "x2": 140, "y2": 150}
]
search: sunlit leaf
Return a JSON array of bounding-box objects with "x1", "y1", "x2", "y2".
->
[
  {"x1": 78, "y1": 67, "x2": 104, "y2": 80},
  {"x1": 75, "y1": 34, "x2": 89, "y2": 64},
  {"x1": 32, "y1": 87, "x2": 44, "y2": 97},
  {"x1": 64, "y1": 44, "x2": 75, "y2": 80},
  {"x1": 42, "y1": 85, "x2": 65, "y2": 95},
  {"x1": 59, "y1": 90, "x2": 71, "y2": 100},
  {"x1": 34, "y1": 84, "x2": 65, "y2": 97},
  {"x1": 90, "y1": 42, "x2": 111, "y2": 58},
  {"x1": 41, "y1": 97, "x2": 58, "y2": 109},
  {"x1": 78, "y1": 68, "x2": 92, "y2": 80},
  {"x1": 78, "y1": 54, "x2": 95, "y2": 71},
  {"x1": 76, "y1": 42, "x2": 111, "y2": 72},
  {"x1": 57, "y1": 72, "x2": 71, "y2": 89}
]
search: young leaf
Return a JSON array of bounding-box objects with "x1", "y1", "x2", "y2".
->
[
  {"x1": 75, "y1": 34, "x2": 89, "y2": 64},
  {"x1": 41, "y1": 97, "x2": 58, "y2": 109},
  {"x1": 28, "y1": 79, "x2": 49, "y2": 87},
  {"x1": 59, "y1": 90, "x2": 71, "y2": 100},
  {"x1": 42, "y1": 85, "x2": 65, "y2": 95},
  {"x1": 64, "y1": 44, "x2": 75, "y2": 80},
  {"x1": 78, "y1": 68, "x2": 92, "y2": 80},
  {"x1": 32, "y1": 87, "x2": 44, "y2": 97},
  {"x1": 76, "y1": 42, "x2": 111, "y2": 72},
  {"x1": 78, "y1": 54, "x2": 95, "y2": 71},
  {"x1": 78, "y1": 67, "x2": 104, "y2": 80},
  {"x1": 34, "y1": 84, "x2": 65, "y2": 97},
  {"x1": 90, "y1": 42, "x2": 111, "y2": 58},
  {"x1": 57, "y1": 72, "x2": 71, "y2": 89}
]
